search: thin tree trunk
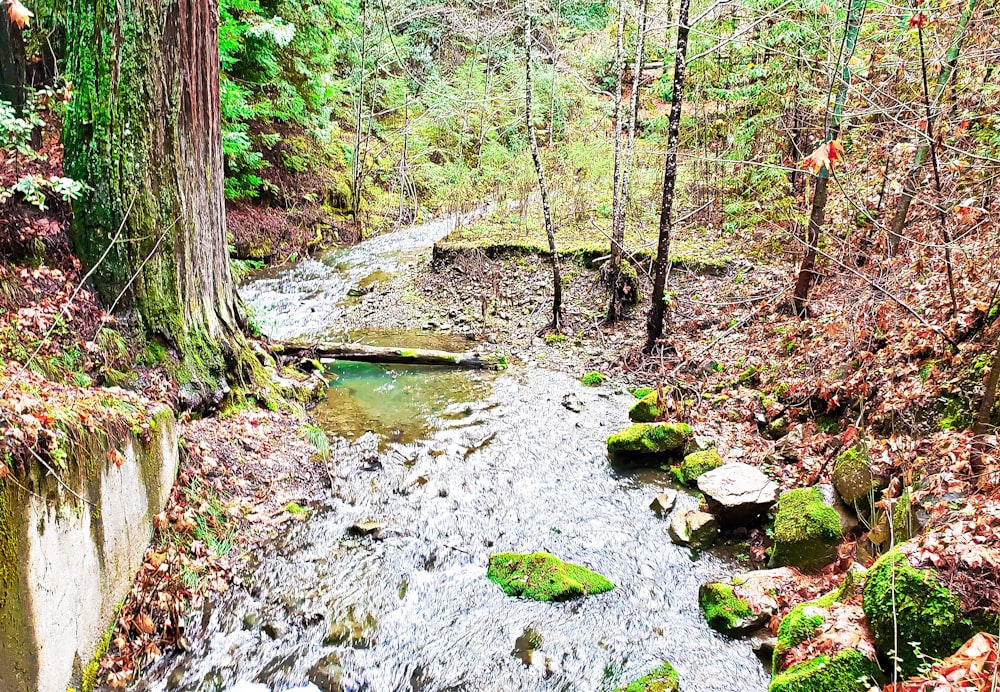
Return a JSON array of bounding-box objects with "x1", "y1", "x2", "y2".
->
[
  {"x1": 0, "y1": 14, "x2": 26, "y2": 115},
  {"x1": 525, "y1": 1, "x2": 562, "y2": 331},
  {"x1": 972, "y1": 336, "x2": 1000, "y2": 475},
  {"x1": 605, "y1": 0, "x2": 627, "y2": 321},
  {"x1": 887, "y1": 0, "x2": 978, "y2": 256},
  {"x1": 549, "y1": 0, "x2": 561, "y2": 148},
  {"x1": 791, "y1": 0, "x2": 867, "y2": 316},
  {"x1": 64, "y1": 0, "x2": 268, "y2": 409},
  {"x1": 644, "y1": 0, "x2": 690, "y2": 351}
]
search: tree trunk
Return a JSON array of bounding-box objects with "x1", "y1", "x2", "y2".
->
[
  {"x1": 644, "y1": 0, "x2": 690, "y2": 351},
  {"x1": 272, "y1": 341, "x2": 502, "y2": 369},
  {"x1": 791, "y1": 0, "x2": 867, "y2": 316},
  {"x1": 64, "y1": 0, "x2": 265, "y2": 409},
  {"x1": 605, "y1": 0, "x2": 627, "y2": 321},
  {"x1": 0, "y1": 13, "x2": 26, "y2": 114},
  {"x1": 887, "y1": 0, "x2": 977, "y2": 256},
  {"x1": 525, "y1": 2, "x2": 562, "y2": 331}
]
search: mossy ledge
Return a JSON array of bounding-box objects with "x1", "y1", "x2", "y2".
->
[
  {"x1": 769, "y1": 650, "x2": 880, "y2": 692},
  {"x1": 607, "y1": 423, "x2": 692, "y2": 459},
  {"x1": 486, "y1": 552, "x2": 614, "y2": 602},
  {"x1": 615, "y1": 661, "x2": 680, "y2": 692}
]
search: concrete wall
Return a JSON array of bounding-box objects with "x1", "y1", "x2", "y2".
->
[{"x1": 0, "y1": 405, "x2": 178, "y2": 692}]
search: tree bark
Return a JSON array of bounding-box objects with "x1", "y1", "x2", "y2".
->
[
  {"x1": 791, "y1": 0, "x2": 867, "y2": 316},
  {"x1": 525, "y1": 1, "x2": 562, "y2": 331},
  {"x1": 0, "y1": 13, "x2": 26, "y2": 114},
  {"x1": 887, "y1": 0, "x2": 978, "y2": 256},
  {"x1": 64, "y1": 0, "x2": 265, "y2": 408},
  {"x1": 605, "y1": 0, "x2": 627, "y2": 321},
  {"x1": 272, "y1": 341, "x2": 501, "y2": 369},
  {"x1": 644, "y1": 0, "x2": 690, "y2": 351}
]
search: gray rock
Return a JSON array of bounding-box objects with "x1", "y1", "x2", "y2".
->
[
  {"x1": 770, "y1": 424, "x2": 804, "y2": 462},
  {"x1": 683, "y1": 435, "x2": 716, "y2": 456},
  {"x1": 668, "y1": 510, "x2": 719, "y2": 549},
  {"x1": 818, "y1": 483, "x2": 861, "y2": 535},
  {"x1": 697, "y1": 462, "x2": 778, "y2": 526},
  {"x1": 650, "y1": 490, "x2": 678, "y2": 517},
  {"x1": 562, "y1": 393, "x2": 584, "y2": 413}
]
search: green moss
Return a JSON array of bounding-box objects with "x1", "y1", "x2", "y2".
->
[
  {"x1": 769, "y1": 488, "x2": 842, "y2": 572},
  {"x1": 678, "y1": 450, "x2": 724, "y2": 485},
  {"x1": 284, "y1": 501, "x2": 310, "y2": 515},
  {"x1": 629, "y1": 390, "x2": 662, "y2": 422},
  {"x1": 831, "y1": 445, "x2": 877, "y2": 507},
  {"x1": 862, "y1": 549, "x2": 993, "y2": 675},
  {"x1": 581, "y1": 371, "x2": 607, "y2": 386},
  {"x1": 486, "y1": 552, "x2": 614, "y2": 601},
  {"x1": 616, "y1": 661, "x2": 679, "y2": 692},
  {"x1": 699, "y1": 583, "x2": 755, "y2": 633},
  {"x1": 772, "y1": 592, "x2": 838, "y2": 669},
  {"x1": 607, "y1": 423, "x2": 692, "y2": 458},
  {"x1": 939, "y1": 394, "x2": 972, "y2": 431},
  {"x1": 769, "y1": 650, "x2": 880, "y2": 692},
  {"x1": 81, "y1": 621, "x2": 115, "y2": 692},
  {"x1": 632, "y1": 387, "x2": 654, "y2": 399}
]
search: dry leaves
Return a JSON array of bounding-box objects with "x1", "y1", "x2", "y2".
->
[
  {"x1": 7, "y1": 0, "x2": 33, "y2": 29},
  {"x1": 888, "y1": 632, "x2": 1000, "y2": 691},
  {"x1": 801, "y1": 139, "x2": 846, "y2": 175}
]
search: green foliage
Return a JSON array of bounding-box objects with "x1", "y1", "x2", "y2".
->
[{"x1": 302, "y1": 423, "x2": 331, "y2": 461}]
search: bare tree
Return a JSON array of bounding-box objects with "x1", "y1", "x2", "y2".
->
[
  {"x1": 645, "y1": 0, "x2": 691, "y2": 350},
  {"x1": 525, "y1": 0, "x2": 562, "y2": 331}
]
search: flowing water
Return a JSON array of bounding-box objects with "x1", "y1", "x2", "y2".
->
[{"x1": 138, "y1": 218, "x2": 769, "y2": 692}]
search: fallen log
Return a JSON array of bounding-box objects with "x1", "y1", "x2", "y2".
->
[{"x1": 271, "y1": 340, "x2": 502, "y2": 370}]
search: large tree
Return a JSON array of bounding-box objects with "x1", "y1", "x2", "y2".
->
[{"x1": 63, "y1": 0, "x2": 265, "y2": 408}]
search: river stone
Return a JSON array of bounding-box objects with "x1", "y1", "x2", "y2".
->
[
  {"x1": 831, "y1": 443, "x2": 885, "y2": 508},
  {"x1": 698, "y1": 568, "x2": 791, "y2": 636},
  {"x1": 606, "y1": 422, "x2": 692, "y2": 460},
  {"x1": 668, "y1": 510, "x2": 719, "y2": 549},
  {"x1": 697, "y1": 462, "x2": 778, "y2": 526},
  {"x1": 650, "y1": 489, "x2": 678, "y2": 516},
  {"x1": 818, "y1": 483, "x2": 861, "y2": 535},
  {"x1": 486, "y1": 552, "x2": 614, "y2": 601}
]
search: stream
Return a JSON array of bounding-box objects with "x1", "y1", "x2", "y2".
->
[{"x1": 139, "y1": 216, "x2": 769, "y2": 692}]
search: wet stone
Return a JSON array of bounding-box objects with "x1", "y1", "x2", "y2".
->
[
  {"x1": 650, "y1": 490, "x2": 678, "y2": 516},
  {"x1": 308, "y1": 652, "x2": 345, "y2": 692},
  {"x1": 697, "y1": 462, "x2": 778, "y2": 527}
]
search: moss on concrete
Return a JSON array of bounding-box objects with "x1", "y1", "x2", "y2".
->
[
  {"x1": 678, "y1": 449, "x2": 724, "y2": 485},
  {"x1": 769, "y1": 650, "x2": 880, "y2": 692},
  {"x1": 615, "y1": 661, "x2": 679, "y2": 692},
  {"x1": 862, "y1": 549, "x2": 994, "y2": 676},
  {"x1": 769, "y1": 487, "x2": 842, "y2": 572},
  {"x1": 486, "y1": 552, "x2": 614, "y2": 601},
  {"x1": 629, "y1": 390, "x2": 662, "y2": 422},
  {"x1": 607, "y1": 423, "x2": 692, "y2": 458},
  {"x1": 699, "y1": 582, "x2": 755, "y2": 634}
]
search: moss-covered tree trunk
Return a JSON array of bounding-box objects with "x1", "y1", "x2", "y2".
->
[{"x1": 63, "y1": 0, "x2": 259, "y2": 407}]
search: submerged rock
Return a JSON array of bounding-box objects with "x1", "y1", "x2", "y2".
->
[
  {"x1": 607, "y1": 423, "x2": 692, "y2": 459},
  {"x1": 862, "y1": 546, "x2": 998, "y2": 676},
  {"x1": 615, "y1": 661, "x2": 679, "y2": 691},
  {"x1": 486, "y1": 552, "x2": 614, "y2": 601},
  {"x1": 697, "y1": 462, "x2": 778, "y2": 526},
  {"x1": 768, "y1": 487, "x2": 842, "y2": 572},
  {"x1": 668, "y1": 510, "x2": 719, "y2": 549},
  {"x1": 562, "y1": 392, "x2": 584, "y2": 413},
  {"x1": 650, "y1": 490, "x2": 678, "y2": 516},
  {"x1": 628, "y1": 390, "x2": 662, "y2": 423}
]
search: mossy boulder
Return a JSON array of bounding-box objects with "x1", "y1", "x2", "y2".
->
[
  {"x1": 629, "y1": 390, "x2": 662, "y2": 423},
  {"x1": 771, "y1": 574, "x2": 880, "y2": 692},
  {"x1": 677, "y1": 449, "x2": 724, "y2": 485},
  {"x1": 862, "y1": 548, "x2": 996, "y2": 675},
  {"x1": 699, "y1": 583, "x2": 767, "y2": 635},
  {"x1": 607, "y1": 423, "x2": 692, "y2": 459},
  {"x1": 769, "y1": 650, "x2": 880, "y2": 692},
  {"x1": 769, "y1": 487, "x2": 842, "y2": 572},
  {"x1": 632, "y1": 386, "x2": 654, "y2": 399},
  {"x1": 615, "y1": 661, "x2": 679, "y2": 692},
  {"x1": 486, "y1": 552, "x2": 614, "y2": 602},
  {"x1": 831, "y1": 444, "x2": 882, "y2": 508}
]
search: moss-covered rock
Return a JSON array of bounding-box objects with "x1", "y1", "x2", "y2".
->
[
  {"x1": 699, "y1": 582, "x2": 765, "y2": 635},
  {"x1": 768, "y1": 650, "x2": 880, "y2": 692},
  {"x1": 607, "y1": 423, "x2": 692, "y2": 459},
  {"x1": 629, "y1": 390, "x2": 662, "y2": 423},
  {"x1": 831, "y1": 444, "x2": 880, "y2": 507},
  {"x1": 486, "y1": 552, "x2": 614, "y2": 601},
  {"x1": 615, "y1": 661, "x2": 679, "y2": 692},
  {"x1": 581, "y1": 371, "x2": 607, "y2": 386},
  {"x1": 769, "y1": 487, "x2": 842, "y2": 572},
  {"x1": 677, "y1": 449, "x2": 724, "y2": 485},
  {"x1": 632, "y1": 386, "x2": 654, "y2": 399},
  {"x1": 862, "y1": 548, "x2": 995, "y2": 676}
]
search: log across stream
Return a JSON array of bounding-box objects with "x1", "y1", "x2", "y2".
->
[{"x1": 272, "y1": 339, "x2": 502, "y2": 370}]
